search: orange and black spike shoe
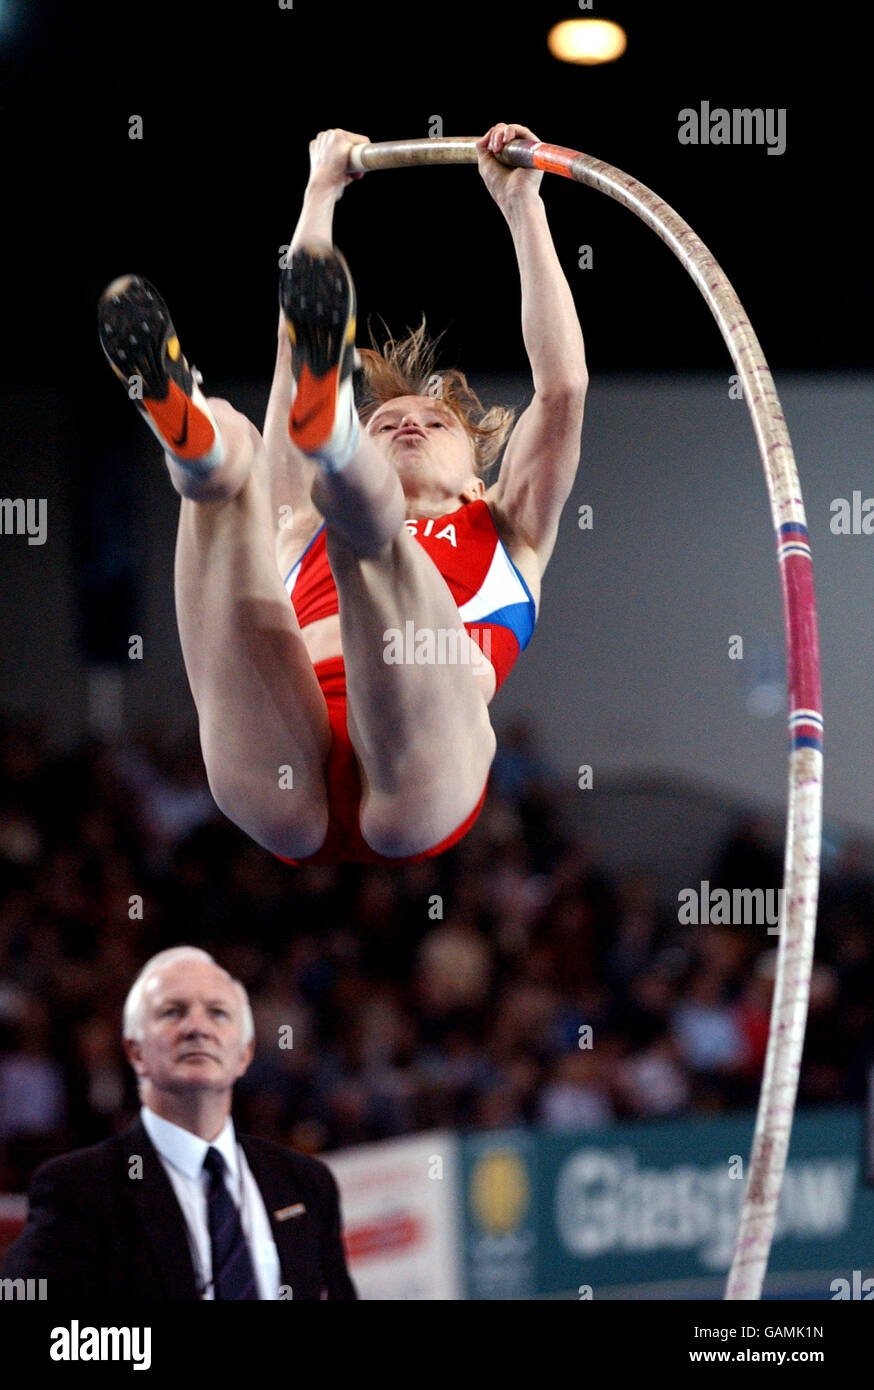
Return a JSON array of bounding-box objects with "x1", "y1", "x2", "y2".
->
[
  {"x1": 97, "y1": 276, "x2": 223, "y2": 470},
  {"x1": 280, "y1": 242, "x2": 361, "y2": 469}
]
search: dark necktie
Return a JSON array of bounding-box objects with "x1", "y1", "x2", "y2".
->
[{"x1": 202, "y1": 1146, "x2": 258, "y2": 1300}]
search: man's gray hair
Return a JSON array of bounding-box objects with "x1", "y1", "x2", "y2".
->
[{"x1": 122, "y1": 946, "x2": 255, "y2": 1046}]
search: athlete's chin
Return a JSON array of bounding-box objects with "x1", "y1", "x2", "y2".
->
[
  {"x1": 390, "y1": 445, "x2": 427, "y2": 468},
  {"x1": 393, "y1": 457, "x2": 431, "y2": 484}
]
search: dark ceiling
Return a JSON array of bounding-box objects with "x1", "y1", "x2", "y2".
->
[{"x1": 2, "y1": 0, "x2": 867, "y2": 401}]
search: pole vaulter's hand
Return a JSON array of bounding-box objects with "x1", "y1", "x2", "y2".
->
[
  {"x1": 306, "y1": 128, "x2": 370, "y2": 200},
  {"x1": 475, "y1": 123, "x2": 544, "y2": 209}
]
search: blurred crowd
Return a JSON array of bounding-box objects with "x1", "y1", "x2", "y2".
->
[{"x1": 1, "y1": 712, "x2": 873, "y2": 1192}]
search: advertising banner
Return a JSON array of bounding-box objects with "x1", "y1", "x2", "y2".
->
[
  {"x1": 454, "y1": 1108, "x2": 872, "y2": 1298},
  {"x1": 325, "y1": 1130, "x2": 462, "y2": 1299}
]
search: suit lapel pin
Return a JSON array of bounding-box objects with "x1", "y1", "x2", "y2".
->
[{"x1": 274, "y1": 1202, "x2": 306, "y2": 1221}]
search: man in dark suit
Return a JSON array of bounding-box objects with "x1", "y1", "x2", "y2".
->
[{"x1": 2, "y1": 946, "x2": 357, "y2": 1299}]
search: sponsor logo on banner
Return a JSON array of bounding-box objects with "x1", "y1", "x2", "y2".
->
[
  {"x1": 555, "y1": 1147, "x2": 856, "y2": 1270},
  {"x1": 463, "y1": 1137, "x2": 537, "y2": 1299}
]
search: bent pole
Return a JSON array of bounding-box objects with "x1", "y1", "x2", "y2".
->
[{"x1": 348, "y1": 135, "x2": 824, "y2": 1301}]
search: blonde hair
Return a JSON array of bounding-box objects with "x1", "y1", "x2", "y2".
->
[{"x1": 356, "y1": 315, "x2": 515, "y2": 476}]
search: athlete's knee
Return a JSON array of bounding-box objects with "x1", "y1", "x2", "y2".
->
[
  {"x1": 468, "y1": 715, "x2": 497, "y2": 789},
  {"x1": 323, "y1": 522, "x2": 391, "y2": 569},
  {"x1": 205, "y1": 763, "x2": 328, "y2": 859},
  {"x1": 207, "y1": 398, "x2": 262, "y2": 466},
  {"x1": 481, "y1": 715, "x2": 498, "y2": 767},
  {"x1": 359, "y1": 721, "x2": 495, "y2": 857},
  {"x1": 360, "y1": 770, "x2": 489, "y2": 858},
  {"x1": 315, "y1": 475, "x2": 406, "y2": 559}
]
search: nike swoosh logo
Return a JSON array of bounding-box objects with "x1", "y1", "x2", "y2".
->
[
  {"x1": 291, "y1": 401, "x2": 323, "y2": 431},
  {"x1": 171, "y1": 400, "x2": 189, "y2": 449}
]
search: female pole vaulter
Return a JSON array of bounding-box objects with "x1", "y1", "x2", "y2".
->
[{"x1": 97, "y1": 123, "x2": 588, "y2": 866}]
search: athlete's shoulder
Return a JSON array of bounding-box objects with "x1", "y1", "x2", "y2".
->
[{"x1": 481, "y1": 489, "x2": 543, "y2": 598}]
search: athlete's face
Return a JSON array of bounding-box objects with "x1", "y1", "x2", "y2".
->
[{"x1": 366, "y1": 396, "x2": 484, "y2": 500}]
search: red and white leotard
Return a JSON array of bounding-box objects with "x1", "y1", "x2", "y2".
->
[
  {"x1": 284, "y1": 497, "x2": 536, "y2": 691},
  {"x1": 276, "y1": 498, "x2": 537, "y2": 866}
]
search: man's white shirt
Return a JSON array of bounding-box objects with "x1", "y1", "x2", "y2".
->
[{"x1": 141, "y1": 1106, "x2": 282, "y2": 1299}]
